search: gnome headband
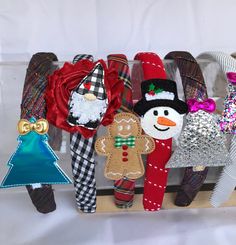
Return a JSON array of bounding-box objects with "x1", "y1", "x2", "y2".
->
[
  {"x1": 67, "y1": 62, "x2": 108, "y2": 129},
  {"x1": 45, "y1": 58, "x2": 123, "y2": 138},
  {"x1": 197, "y1": 52, "x2": 236, "y2": 207},
  {"x1": 165, "y1": 51, "x2": 231, "y2": 169}
]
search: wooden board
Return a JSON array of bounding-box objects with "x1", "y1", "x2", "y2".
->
[{"x1": 94, "y1": 191, "x2": 236, "y2": 213}]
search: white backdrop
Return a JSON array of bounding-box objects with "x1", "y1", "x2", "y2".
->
[
  {"x1": 1, "y1": 1, "x2": 236, "y2": 245},
  {"x1": 0, "y1": 0, "x2": 235, "y2": 60}
]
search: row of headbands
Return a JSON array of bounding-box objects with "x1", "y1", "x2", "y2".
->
[{"x1": 4, "y1": 51, "x2": 236, "y2": 214}]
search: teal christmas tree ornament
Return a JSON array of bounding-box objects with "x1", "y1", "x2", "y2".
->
[{"x1": 1, "y1": 117, "x2": 71, "y2": 188}]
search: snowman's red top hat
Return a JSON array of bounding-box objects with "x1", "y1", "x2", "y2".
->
[{"x1": 134, "y1": 79, "x2": 188, "y2": 116}]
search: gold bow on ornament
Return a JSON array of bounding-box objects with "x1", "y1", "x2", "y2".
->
[{"x1": 17, "y1": 118, "x2": 49, "y2": 135}]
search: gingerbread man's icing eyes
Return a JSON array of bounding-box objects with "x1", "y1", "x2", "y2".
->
[{"x1": 110, "y1": 118, "x2": 140, "y2": 137}]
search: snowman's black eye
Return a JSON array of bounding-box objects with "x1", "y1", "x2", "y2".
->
[
  {"x1": 164, "y1": 110, "x2": 169, "y2": 116},
  {"x1": 153, "y1": 110, "x2": 158, "y2": 116}
]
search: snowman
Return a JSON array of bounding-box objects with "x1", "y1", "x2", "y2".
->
[{"x1": 134, "y1": 79, "x2": 188, "y2": 211}]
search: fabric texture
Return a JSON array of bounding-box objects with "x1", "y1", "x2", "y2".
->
[
  {"x1": 69, "y1": 54, "x2": 97, "y2": 213},
  {"x1": 164, "y1": 51, "x2": 209, "y2": 206},
  {"x1": 134, "y1": 52, "x2": 173, "y2": 211},
  {"x1": 67, "y1": 62, "x2": 107, "y2": 129},
  {"x1": 198, "y1": 52, "x2": 236, "y2": 207},
  {"x1": 134, "y1": 79, "x2": 188, "y2": 115},
  {"x1": 20, "y1": 52, "x2": 61, "y2": 213},
  {"x1": 107, "y1": 54, "x2": 135, "y2": 208}
]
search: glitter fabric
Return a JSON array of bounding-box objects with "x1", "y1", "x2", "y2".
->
[
  {"x1": 166, "y1": 110, "x2": 231, "y2": 168},
  {"x1": 219, "y1": 84, "x2": 236, "y2": 134}
]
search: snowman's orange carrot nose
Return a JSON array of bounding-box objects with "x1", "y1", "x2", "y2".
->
[{"x1": 157, "y1": 117, "x2": 176, "y2": 126}]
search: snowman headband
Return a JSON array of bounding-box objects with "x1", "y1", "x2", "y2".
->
[{"x1": 165, "y1": 51, "x2": 231, "y2": 169}]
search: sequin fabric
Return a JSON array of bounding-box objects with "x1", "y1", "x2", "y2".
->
[
  {"x1": 219, "y1": 84, "x2": 236, "y2": 134},
  {"x1": 166, "y1": 110, "x2": 231, "y2": 168}
]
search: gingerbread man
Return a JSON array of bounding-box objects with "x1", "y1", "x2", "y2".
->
[{"x1": 95, "y1": 112, "x2": 155, "y2": 180}]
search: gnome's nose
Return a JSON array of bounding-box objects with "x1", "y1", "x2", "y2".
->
[
  {"x1": 157, "y1": 117, "x2": 176, "y2": 126},
  {"x1": 84, "y1": 93, "x2": 97, "y2": 101}
]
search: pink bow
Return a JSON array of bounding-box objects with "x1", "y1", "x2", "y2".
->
[
  {"x1": 227, "y1": 72, "x2": 236, "y2": 85},
  {"x1": 187, "y1": 98, "x2": 216, "y2": 113}
]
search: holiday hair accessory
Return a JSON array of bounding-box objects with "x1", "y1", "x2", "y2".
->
[
  {"x1": 134, "y1": 52, "x2": 187, "y2": 211},
  {"x1": 198, "y1": 52, "x2": 236, "y2": 207},
  {"x1": 107, "y1": 54, "x2": 136, "y2": 209},
  {"x1": 165, "y1": 51, "x2": 230, "y2": 169},
  {"x1": 164, "y1": 51, "x2": 231, "y2": 207},
  {"x1": 45, "y1": 59, "x2": 123, "y2": 138},
  {"x1": 10, "y1": 53, "x2": 63, "y2": 213}
]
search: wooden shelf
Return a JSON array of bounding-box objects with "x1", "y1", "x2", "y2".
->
[{"x1": 94, "y1": 191, "x2": 236, "y2": 213}]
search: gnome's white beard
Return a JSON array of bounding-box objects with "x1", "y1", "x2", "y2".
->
[{"x1": 70, "y1": 92, "x2": 107, "y2": 125}]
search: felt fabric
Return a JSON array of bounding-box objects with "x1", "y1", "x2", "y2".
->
[
  {"x1": 107, "y1": 54, "x2": 135, "y2": 208},
  {"x1": 164, "y1": 51, "x2": 209, "y2": 206},
  {"x1": 20, "y1": 52, "x2": 61, "y2": 213},
  {"x1": 68, "y1": 63, "x2": 108, "y2": 129},
  {"x1": 134, "y1": 79, "x2": 188, "y2": 116},
  {"x1": 134, "y1": 52, "x2": 174, "y2": 211},
  {"x1": 69, "y1": 54, "x2": 98, "y2": 213},
  {"x1": 95, "y1": 112, "x2": 155, "y2": 180}
]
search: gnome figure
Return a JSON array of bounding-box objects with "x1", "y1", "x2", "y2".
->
[
  {"x1": 68, "y1": 63, "x2": 108, "y2": 129},
  {"x1": 134, "y1": 79, "x2": 188, "y2": 211}
]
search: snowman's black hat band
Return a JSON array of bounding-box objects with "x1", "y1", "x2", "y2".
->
[{"x1": 134, "y1": 79, "x2": 188, "y2": 116}]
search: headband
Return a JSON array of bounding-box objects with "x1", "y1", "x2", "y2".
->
[
  {"x1": 107, "y1": 54, "x2": 135, "y2": 209},
  {"x1": 164, "y1": 51, "x2": 231, "y2": 207},
  {"x1": 198, "y1": 52, "x2": 236, "y2": 207},
  {"x1": 69, "y1": 54, "x2": 98, "y2": 213},
  {"x1": 165, "y1": 51, "x2": 230, "y2": 169},
  {"x1": 134, "y1": 52, "x2": 187, "y2": 211},
  {"x1": 1, "y1": 53, "x2": 69, "y2": 213}
]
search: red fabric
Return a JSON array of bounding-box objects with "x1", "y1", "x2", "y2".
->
[
  {"x1": 45, "y1": 59, "x2": 124, "y2": 138},
  {"x1": 144, "y1": 139, "x2": 171, "y2": 210},
  {"x1": 134, "y1": 52, "x2": 171, "y2": 211},
  {"x1": 134, "y1": 52, "x2": 166, "y2": 80}
]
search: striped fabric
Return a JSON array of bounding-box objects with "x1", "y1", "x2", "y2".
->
[
  {"x1": 198, "y1": 52, "x2": 236, "y2": 207},
  {"x1": 107, "y1": 54, "x2": 135, "y2": 208},
  {"x1": 21, "y1": 52, "x2": 61, "y2": 213},
  {"x1": 165, "y1": 51, "x2": 209, "y2": 207},
  {"x1": 113, "y1": 178, "x2": 135, "y2": 208}
]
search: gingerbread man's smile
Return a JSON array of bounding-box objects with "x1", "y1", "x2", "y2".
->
[{"x1": 118, "y1": 132, "x2": 132, "y2": 137}]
